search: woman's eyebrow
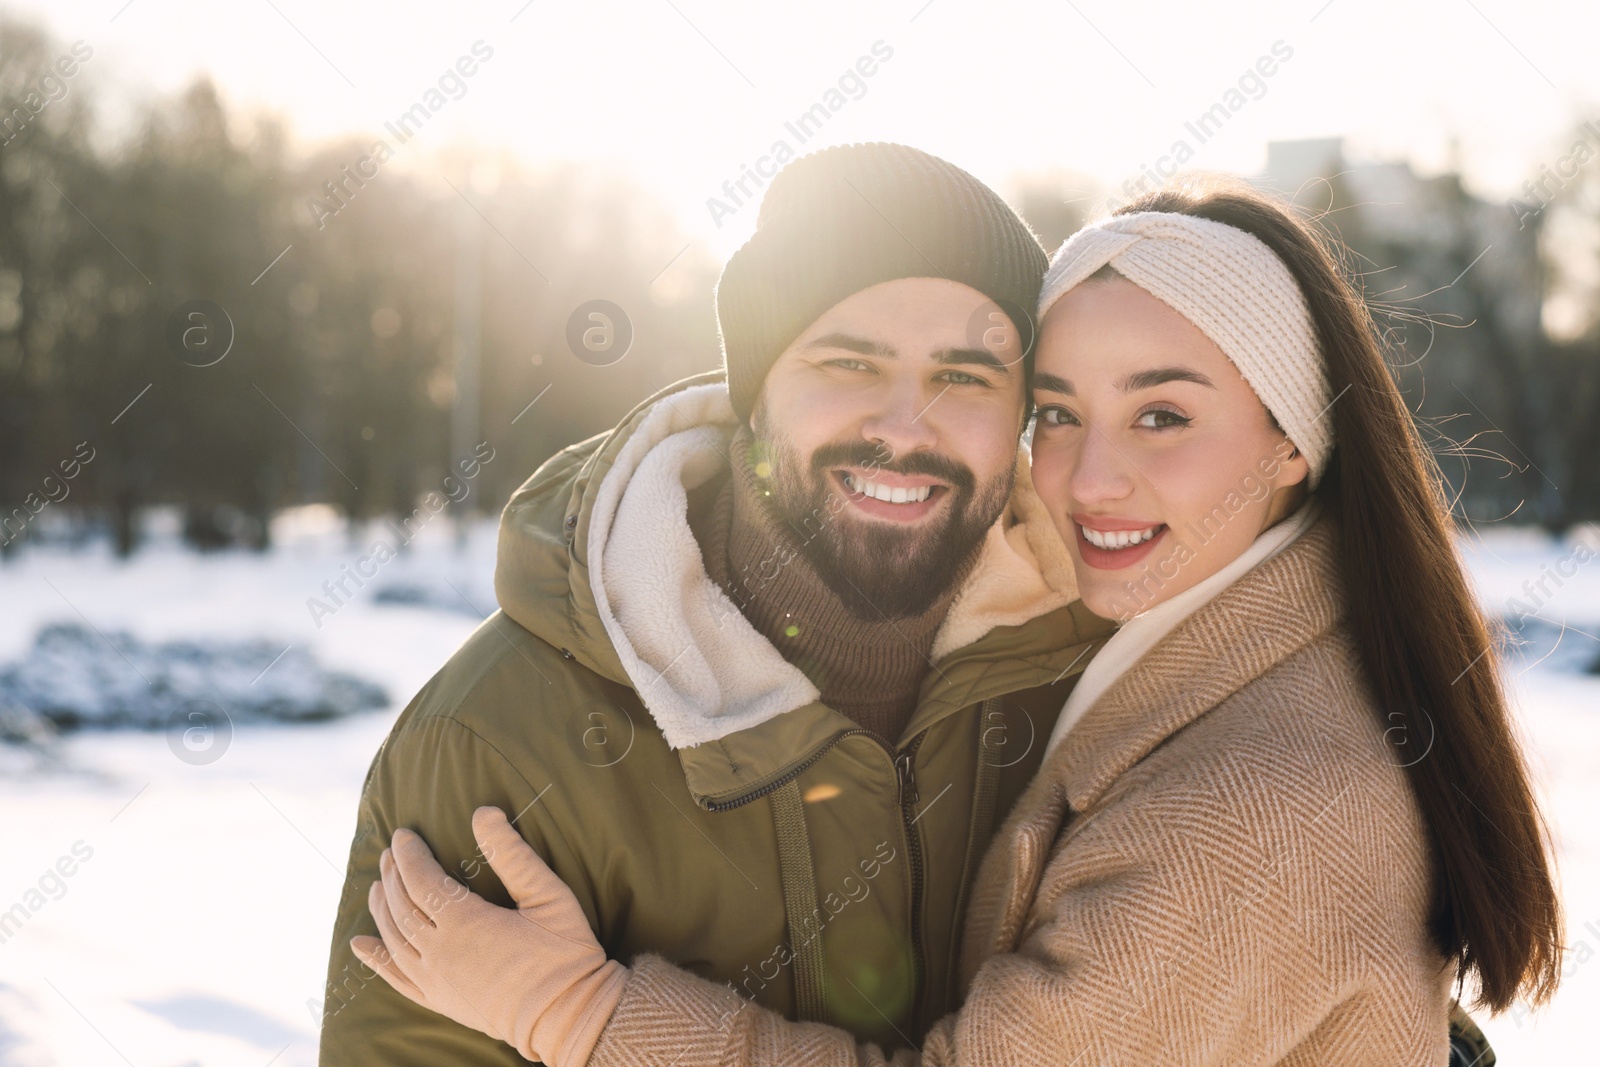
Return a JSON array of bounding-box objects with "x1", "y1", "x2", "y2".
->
[
  {"x1": 1116, "y1": 367, "x2": 1215, "y2": 391},
  {"x1": 1033, "y1": 372, "x2": 1073, "y2": 395}
]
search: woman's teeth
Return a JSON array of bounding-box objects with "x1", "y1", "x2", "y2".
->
[
  {"x1": 1080, "y1": 524, "x2": 1162, "y2": 550},
  {"x1": 843, "y1": 474, "x2": 932, "y2": 504}
]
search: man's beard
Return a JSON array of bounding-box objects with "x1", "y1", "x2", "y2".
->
[{"x1": 747, "y1": 405, "x2": 1014, "y2": 620}]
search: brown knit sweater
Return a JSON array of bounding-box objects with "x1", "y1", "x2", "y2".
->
[
  {"x1": 688, "y1": 432, "x2": 967, "y2": 742},
  {"x1": 588, "y1": 514, "x2": 1455, "y2": 1065}
]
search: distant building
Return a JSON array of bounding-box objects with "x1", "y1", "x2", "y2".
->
[{"x1": 1258, "y1": 138, "x2": 1553, "y2": 522}]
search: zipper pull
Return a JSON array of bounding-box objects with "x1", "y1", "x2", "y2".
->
[{"x1": 895, "y1": 751, "x2": 919, "y2": 807}]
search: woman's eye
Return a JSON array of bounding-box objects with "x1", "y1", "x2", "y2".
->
[
  {"x1": 1035, "y1": 405, "x2": 1078, "y2": 427},
  {"x1": 1135, "y1": 408, "x2": 1191, "y2": 430}
]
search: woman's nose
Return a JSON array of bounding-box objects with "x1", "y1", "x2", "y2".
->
[{"x1": 1068, "y1": 425, "x2": 1137, "y2": 506}]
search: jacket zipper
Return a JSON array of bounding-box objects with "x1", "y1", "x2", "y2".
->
[
  {"x1": 896, "y1": 730, "x2": 928, "y2": 1028},
  {"x1": 699, "y1": 725, "x2": 932, "y2": 1036},
  {"x1": 695, "y1": 728, "x2": 873, "y2": 813}
]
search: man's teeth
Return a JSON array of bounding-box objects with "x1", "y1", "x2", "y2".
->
[
  {"x1": 1080, "y1": 524, "x2": 1161, "y2": 550},
  {"x1": 843, "y1": 474, "x2": 932, "y2": 504}
]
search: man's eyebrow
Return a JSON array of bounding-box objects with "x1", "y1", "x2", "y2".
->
[
  {"x1": 801, "y1": 333, "x2": 896, "y2": 359},
  {"x1": 1116, "y1": 367, "x2": 1215, "y2": 391},
  {"x1": 934, "y1": 347, "x2": 1014, "y2": 376},
  {"x1": 1032, "y1": 372, "x2": 1073, "y2": 395}
]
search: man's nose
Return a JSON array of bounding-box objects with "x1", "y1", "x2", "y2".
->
[{"x1": 858, "y1": 380, "x2": 939, "y2": 457}]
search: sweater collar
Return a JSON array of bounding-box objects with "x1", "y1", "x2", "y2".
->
[
  {"x1": 1044, "y1": 511, "x2": 1345, "y2": 813},
  {"x1": 579, "y1": 380, "x2": 1085, "y2": 753},
  {"x1": 696, "y1": 428, "x2": 969, "y2": 742}
]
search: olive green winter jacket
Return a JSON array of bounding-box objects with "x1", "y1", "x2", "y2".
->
[{"x1": 317, "y1": 373, "x2": 1113, "y2": 1065}]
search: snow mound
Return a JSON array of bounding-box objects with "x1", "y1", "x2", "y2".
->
[
  {"x1": 1499, "y1": 615, "x2": 1600, "y2": 675},
  {"x1": 0, "y1": 622, "x2": 388, "y2": 732},
  {"x1": 371, "y1": 579, "x2": 490, "y2": 616}
]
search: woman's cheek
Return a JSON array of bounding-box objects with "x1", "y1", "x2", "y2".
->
[{"x1": 1028, "y1": 436, "x2": 1073, "y2": 514}]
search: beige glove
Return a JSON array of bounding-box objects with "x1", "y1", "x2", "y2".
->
[{"x1": 351, "y1": 806, "x2": 627, "y2": 1067}]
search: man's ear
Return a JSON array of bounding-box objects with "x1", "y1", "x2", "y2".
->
[{"x1": 747, "y1": 381, "x2": 769, "y2": 434}]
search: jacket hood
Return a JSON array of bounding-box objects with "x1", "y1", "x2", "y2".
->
[{"x1": 496, "y1": 373, "x2": 1079, "y2": 751}]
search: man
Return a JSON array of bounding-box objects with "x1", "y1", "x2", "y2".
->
[{"x1": 318, "y1": 142, "x2": 1112, "y2": 1064}]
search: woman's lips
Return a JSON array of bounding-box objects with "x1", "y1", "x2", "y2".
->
[{"x1": 1072, "y1": 519, "x2": 1170, "y2": 571}]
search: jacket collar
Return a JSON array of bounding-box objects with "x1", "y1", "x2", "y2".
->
[
  {"x1": 580, "y1": 378, "x2": 1084, "y2": 751},
  {"x1": 496, "y1": 372, "x2": 728, "y2": 692},
  {"x1": 497, "y1": 371, "x2": 1105, "y2": 802},
  {"x1": 1046, "y1": 514, "x2": 1345, "y2": 813}
]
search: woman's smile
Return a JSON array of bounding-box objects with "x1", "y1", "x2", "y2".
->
[{"x1": 1072, "y1": 514, "x2": 1170, "y2": 570}]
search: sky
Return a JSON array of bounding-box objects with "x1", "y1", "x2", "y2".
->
[{"x1": 8, "y1": 0, "x2": 1599, "y2": 256}]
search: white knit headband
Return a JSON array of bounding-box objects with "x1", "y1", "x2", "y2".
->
[{"x1": 1038, "y1": 211, "x2": 1334, "y2": 487}]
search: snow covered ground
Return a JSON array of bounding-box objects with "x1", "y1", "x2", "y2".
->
[
  {"x1": 0, "y1": 509, "x2": 497, "y2": 1067},
  {"x1": 0, "y1": 511, "x2": 1595, "y2": 1065}
]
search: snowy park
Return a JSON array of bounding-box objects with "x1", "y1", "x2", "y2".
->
[
  {"x1": 5, "y1": 0, "x2": 1600, "y2": 1062},
  {"x1": 0, "y1": 510, "x2": 1594, "y2": 1065}
]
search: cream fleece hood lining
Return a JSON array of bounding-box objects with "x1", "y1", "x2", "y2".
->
[{"x1": 586, "y1": 382, "x2": 1079, "y2": 751}]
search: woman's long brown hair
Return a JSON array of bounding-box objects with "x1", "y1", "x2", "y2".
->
[{"x1": 1112, "y1": 178, "x2": 1562, "y2": 1012}]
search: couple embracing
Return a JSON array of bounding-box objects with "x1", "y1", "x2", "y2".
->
[{"x1": 318, "y1": 143, "x2": 1560, "y2": 1066}]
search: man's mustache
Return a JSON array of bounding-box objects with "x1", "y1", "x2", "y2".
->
[{"x1": 806, "y1": 441, "x2": 975, "y2": 494}]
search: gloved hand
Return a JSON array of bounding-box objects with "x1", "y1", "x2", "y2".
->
[{"x1": 351, "y1": 806, "x2": 627, "y2": 1067}]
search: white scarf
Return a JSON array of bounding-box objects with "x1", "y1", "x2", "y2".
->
[{"x1": 1043, "y1": 498, "x2": 1323, "y2": 762}]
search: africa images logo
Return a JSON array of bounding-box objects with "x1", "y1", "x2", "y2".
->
[
  {"x1": 704, "y1": 41, "x2": 895, "y2": 228},
  {"x1": 306, "y1": 40, "x2": 495, "y2": 230}
]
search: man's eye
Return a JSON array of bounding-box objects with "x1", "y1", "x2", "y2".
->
[
  {"x1": 1135, "y1": 408, "x2": 1191, "y2": 430},
  {"x1": 826, "y1": 358, "x2": 872, "y2": 372},
  {"x1": 939, "y1": 370, "x2": 986, "y2": 386}
]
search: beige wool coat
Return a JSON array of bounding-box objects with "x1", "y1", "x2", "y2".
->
[{"x1": 586, "y1": 515, "x2": 1457, "y2": 1066}]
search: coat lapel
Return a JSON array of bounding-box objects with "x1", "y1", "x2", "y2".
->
[
  {"x1": 961, "y1": 517, "x2": 1347, "y2": 984},
  {"x1": 1051, "y1": 515, "x2": 1346, "y2": 814},
  {"x1": 957, "y1": 771, "x2": 1071, "y2": 992}
]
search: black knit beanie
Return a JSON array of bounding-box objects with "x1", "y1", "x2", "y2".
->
[{"x1": 715, "y1": 142, "x2": 1048, "y2": 422}]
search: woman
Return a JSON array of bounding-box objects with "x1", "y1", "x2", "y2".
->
[{"x1": 352, "y1": 178, "x2": 1562, "y2": 1065}]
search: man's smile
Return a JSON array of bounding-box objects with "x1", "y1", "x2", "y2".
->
[{"x1": 832, "y1": 467, "x2": 951, "y2": 523}]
